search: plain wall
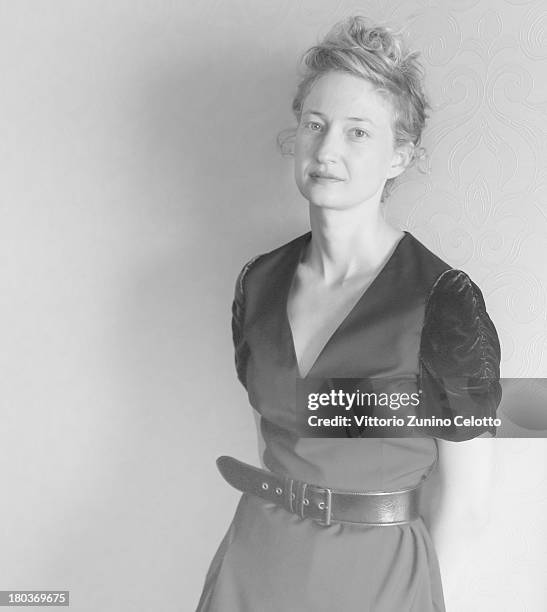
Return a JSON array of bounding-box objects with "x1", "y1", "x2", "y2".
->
[{"x1": 1, "y1": 1, "x2": 546, "y2": 610}]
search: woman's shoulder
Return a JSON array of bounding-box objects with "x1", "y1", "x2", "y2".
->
[
  {"x1": 234, "y1": 231, "x2": 310, "y2": 295},
  {"x1": 401, "y1": 233, "x2": 492, "y2": 314},
  {"x1": 413, "y1": 233, "x2": 499, "y2": 369},
  {"x1": 402, "y1": 232, "x2": 453, "y2": 291}
]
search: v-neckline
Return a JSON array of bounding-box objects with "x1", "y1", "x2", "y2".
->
[{"x1": 284, "y1": 230, "x2": 409, "y2": 379}]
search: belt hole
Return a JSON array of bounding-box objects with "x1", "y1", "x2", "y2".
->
[
  {"x1": 303, "y1": 498, "x2": 309, "y2": 505},
  {"x1": 275, "y1": 487, "x2": 282, "y2": 495},
  {"x1": 261, "y1": 482, "x2": 269, "y2": 490},
  {"x1": 318, "y1": 502, "x2": 325, "y2": 509}
]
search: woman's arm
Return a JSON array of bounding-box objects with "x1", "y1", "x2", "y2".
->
[
  {"x1": 429, "y1": 435, "x2": 495, "y2": 610},
  {"x1": 418, "y1": 268, "x2": 502, "y2": 609}
]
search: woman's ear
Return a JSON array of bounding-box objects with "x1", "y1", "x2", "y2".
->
[{"x1": 387, "y1": 142, "x2": 414, "y2": 179}]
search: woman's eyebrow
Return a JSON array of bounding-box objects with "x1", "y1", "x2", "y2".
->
[{"x1": 346, "y1": 116, "x2": 375, "y2": 124}]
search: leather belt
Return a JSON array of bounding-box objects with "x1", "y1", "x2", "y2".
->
[{"x1": 216, "y1": 455, "x2": 423, "y2": 527}]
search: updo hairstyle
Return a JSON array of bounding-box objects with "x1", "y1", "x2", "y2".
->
[{"x1": 287, "y1": 16, "x2": 430, "y2": 200}]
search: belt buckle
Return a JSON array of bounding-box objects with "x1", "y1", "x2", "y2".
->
[
  {"x1": 302, "y1": 482, "x2": 332, "y2": 527},
  {"x1": 284, "y1": 478, "x2": 332, "y2": 527}
]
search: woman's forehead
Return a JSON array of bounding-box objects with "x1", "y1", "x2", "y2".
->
[{"x1": 302, "y1": 72, "x2": 394, "y2": 125}]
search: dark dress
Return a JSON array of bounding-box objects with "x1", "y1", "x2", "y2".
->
[{"x1": 196, "y1": 230, "x2": 501, "y2": 612}]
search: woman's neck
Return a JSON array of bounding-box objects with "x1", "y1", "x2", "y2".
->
[{"x1": 305, "y1": 203, "x2": 404, "y2": 284}]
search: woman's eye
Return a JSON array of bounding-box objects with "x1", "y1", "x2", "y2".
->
[
  {"x1": 352, "y1": 128, "x2": 368, "y2": 138},
  {"x1": 305, "y1": 121, "x2": 322, "y2": 131}
]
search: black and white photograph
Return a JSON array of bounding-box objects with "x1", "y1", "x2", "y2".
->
[{"x1": 2, "y1": 2, "x2": 546, "y2": 611}]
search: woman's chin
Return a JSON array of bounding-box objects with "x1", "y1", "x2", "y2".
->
[
  {"x1": 304, "y1": 192, "x2": 363, "y2": 211},
  {"x1": 300, "y1": 184, "x2": 383, "y2": 211}
]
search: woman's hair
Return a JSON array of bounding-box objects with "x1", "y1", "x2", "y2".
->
[{"x1": 283, "y1": 16, "x2": 430, "y2": 200}]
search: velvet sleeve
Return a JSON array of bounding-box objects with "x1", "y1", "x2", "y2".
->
[
  {"x1": 231, "y1": 256, "x2": 259, "y2": 390},
  {"x1": 418, "y1": 269, "x2": 502, "y2": 441}
]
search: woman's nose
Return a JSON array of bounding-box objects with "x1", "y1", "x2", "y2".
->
[{"x1": 314, "y1": 128, "x2": 342, "y2": 163}]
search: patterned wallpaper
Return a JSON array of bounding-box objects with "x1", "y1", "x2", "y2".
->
[{"x1": 385, "y1": 0, "x2": 547, "y2": 383}]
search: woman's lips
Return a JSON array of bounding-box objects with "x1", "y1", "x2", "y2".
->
[{"x1": 309, "y1": 173, "x2": 343, "y2": 182}]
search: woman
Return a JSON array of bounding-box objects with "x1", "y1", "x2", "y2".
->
[{"x1": 197, "y1": 16, "x2": 501, "y2": 612}]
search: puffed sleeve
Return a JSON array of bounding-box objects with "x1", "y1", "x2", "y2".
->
[
  {"x1": 418, "y1": 269, "x2": 502, "y2": 441},
  {"x1": 231, "y1": 257, "x2": 258, "y2": 389}
]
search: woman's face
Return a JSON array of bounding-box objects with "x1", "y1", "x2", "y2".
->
[{"x1": 294, "y1": 71, "x2": 408, "y2": 210}]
